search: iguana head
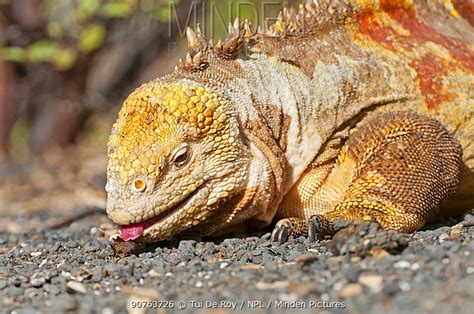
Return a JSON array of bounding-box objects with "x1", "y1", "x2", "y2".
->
[{"x1": 106, "y1": 80, "x2": 249, "y2": 242}]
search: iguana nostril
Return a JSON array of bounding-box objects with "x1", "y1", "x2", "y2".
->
[{"x1": 131, "y1": 178, "x2": 146, "y2": 192}]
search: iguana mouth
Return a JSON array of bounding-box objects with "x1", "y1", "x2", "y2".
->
[{"x1": 119, "y1": 183, "x2": 206, "y2": 241}]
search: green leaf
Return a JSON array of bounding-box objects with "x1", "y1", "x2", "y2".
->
[
  {"x1": 53, "y1": 47, "x2": 77, "y2": 71},
  {"x1": 79, "y1": 24, "x2": 106, "y2": 53},
  {"x1": 78, "y1": 0, "x2": 100, "y2": 16},
  {"x1": 0, "y1": 47, "x2": 25, "y2": 62},
  {"x1": 27, "y1": 40, "x2": 58, "y2": 62},
  {"x1": 46, "y1": 21, "x2": 63, "y2": 38},
  {"x1": 10, "y1": 119, "x2": 30, "y2": 156},
  {"x1": 102, "y1": 2, "x2": 133, "y2": 18},
  {"x1": 155, "y1": 5, "x2": 171, "y2": 22}
]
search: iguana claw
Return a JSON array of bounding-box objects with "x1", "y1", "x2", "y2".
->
[{"x1": 271, "y1": 223, "x2": 289, "y2": 245}]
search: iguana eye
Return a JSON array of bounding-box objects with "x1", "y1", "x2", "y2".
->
[
  {"x1": 172, "y1": 144, "x2": 191, "y2": 168},
  {"x1": 131, "y1": 178, "x2": 146, "y2": 192}
]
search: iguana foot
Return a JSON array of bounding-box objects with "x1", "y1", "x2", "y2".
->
[
  {"x1": 271, "y1": 217, "x2": 306, "y2": 244},
  {"x1": 271, "y1": 215, "x2": 365, "y2": 244},
  {"x1": 307, "y1": 214, "x2": 337, "y2": 242}
]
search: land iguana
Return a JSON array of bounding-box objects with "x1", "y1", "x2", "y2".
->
[{"x1": 105, "y1": 0, "x2": 474, "y2": 244}]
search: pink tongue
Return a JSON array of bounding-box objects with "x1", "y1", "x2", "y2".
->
[
  {"x1": 119, "y1": 216, "x2": 161, "y2": 241},
  {"x1": 120, "y1": 223, "x2": 145, "y2": 241}
]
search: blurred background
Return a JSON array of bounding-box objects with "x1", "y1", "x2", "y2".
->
[{"x1": 0, "y1": 0, "x2": 301, "y2": 229}]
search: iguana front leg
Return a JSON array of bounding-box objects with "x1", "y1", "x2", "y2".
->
[{"x1": 273, "y1": 111, "x2": 462, "y2": 243}]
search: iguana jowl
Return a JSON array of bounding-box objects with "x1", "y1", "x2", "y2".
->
[{"x1": 105, "y1": 0, "x2": 474, "y2": 243}]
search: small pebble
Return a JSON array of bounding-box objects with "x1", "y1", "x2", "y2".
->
[
  {"x1": 345, "y1": 267, "x2": 361, "y2": 283},
  {"x1": 393, "y1": 261, "x2": 411, "y2": 269},
  {"x1": 338, "y1": 283, "x2": 363, "y2": 298},
  {"x1": 450, "y1": 225, "x2": 463, "y2": 240},
  {"x1": 30, "y1": 277, "x2": 45, "y2": 288},
  {"x1": 358, "y1": 275, "x2": 383, "y2": 292},
  {"x1": 66, "y1": 281, "x2": 87, "y2": 294}
]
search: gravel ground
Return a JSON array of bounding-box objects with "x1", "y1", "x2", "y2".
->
[{"x1": 1, "y1": 212, "x2": 473, "y2": 314}]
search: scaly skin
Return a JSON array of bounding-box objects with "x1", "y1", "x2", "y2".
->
[{"x1": 106, "y1": 0, "x2": 473, "y2": 243}]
